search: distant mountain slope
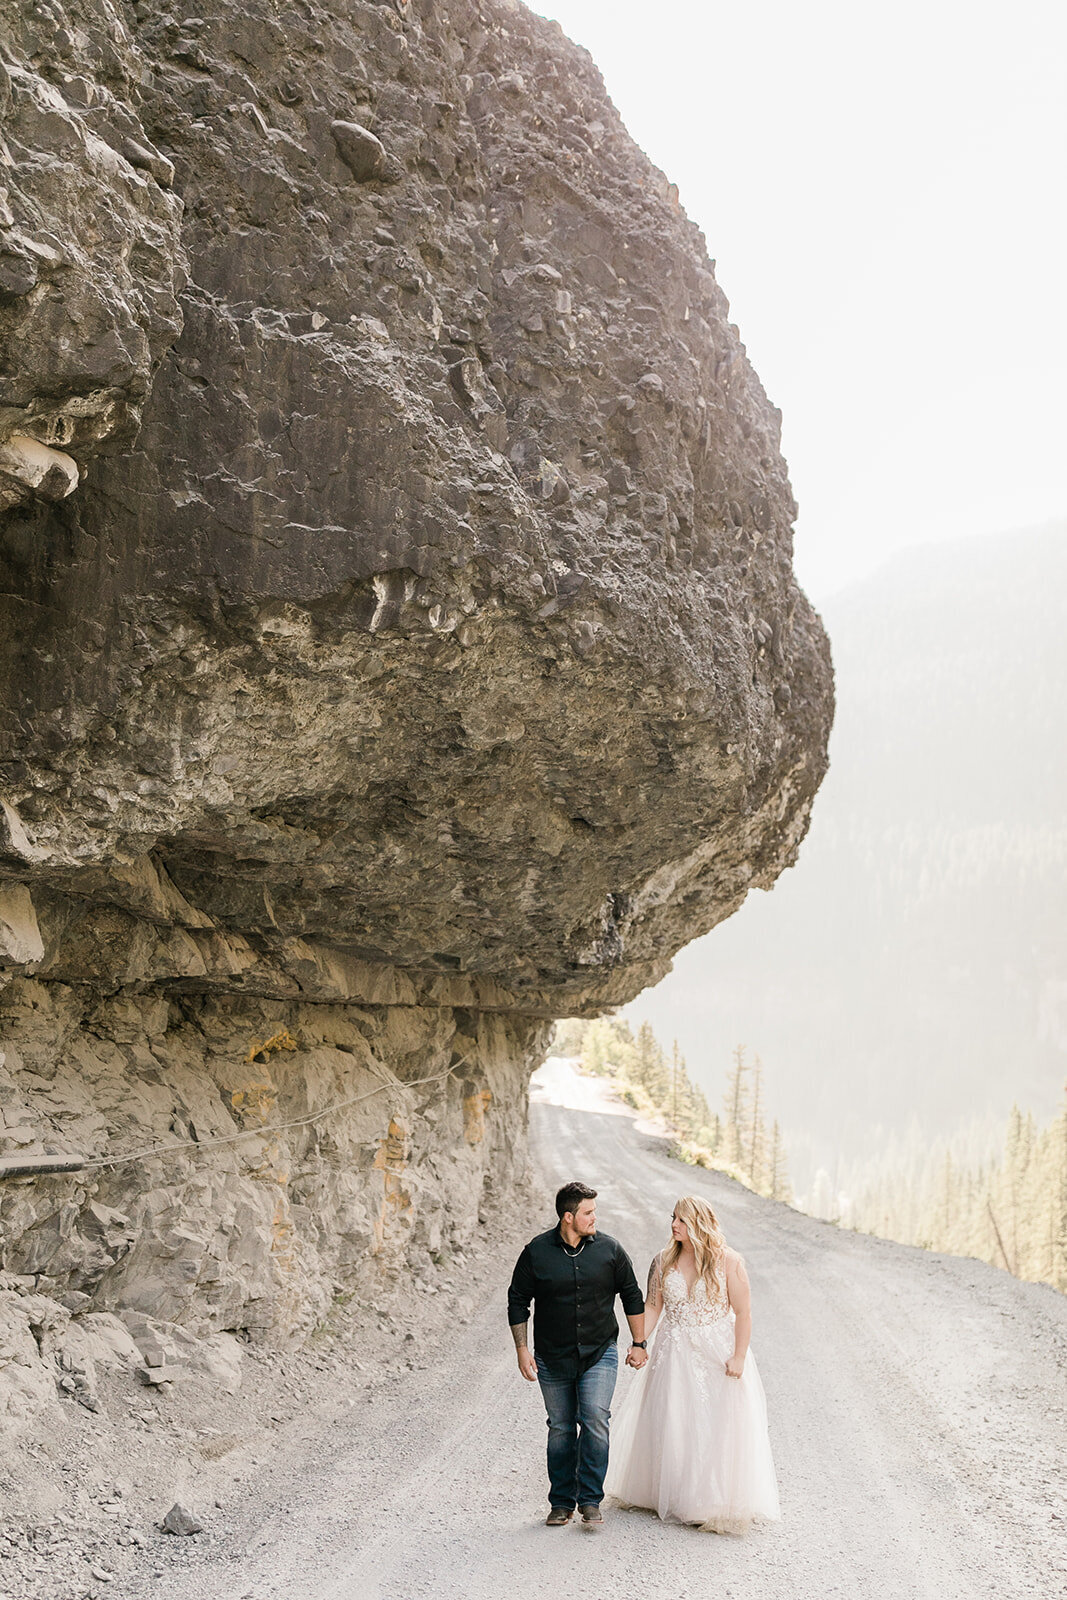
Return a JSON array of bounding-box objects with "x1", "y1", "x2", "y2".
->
[{"x1": 624, "y1": 524, "x2": 1067, "y2": 1174}]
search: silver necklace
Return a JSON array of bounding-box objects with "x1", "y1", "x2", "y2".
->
[{"x1": 561, "y1": 1236, "x2": 587, "y2": 1257}]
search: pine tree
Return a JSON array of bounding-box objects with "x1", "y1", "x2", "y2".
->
[
  {"x1": 769, "y1": 1121, "x2": 792, "y2": 1203},
  {"x1": 699, "y1": 1112, "x2": 722, "y2": 1155},
  {"x1": 1051, "y1": 1091, "x2": 1067, "y2": 1292},
  {"x1": 722, "y1": 1045, "x2": 749, "y2": 1170},
  {"x1": 580, "y1": 1018, "x2": 612, "y2": 1076},
  {"x1": 633, "y1": 1020, "x2": 668, "y2": 1100},
  {"x1": 677, "y1": 1060, "x2": 713, "y2": 1145},
  {"x1": 688, "y1": 1075, "x2": 713, "y2": 1132},
  {"x1": 747, "y1": 1055, "x2": 768, "y2": 1191},
  {"x1": 671, "y1": 1039, "x2": 681, "y2": 1127},
  {"x1": 1003, "y1": 1104, "x2": 1034, "y2": 1275},
  {"x1": 553, "y1": 1017, "x2": 588, "y2": 1057},
  {"x1": 986, "y1": 1195, "x2": 1015, "y2": 1276},
  {"x1": 937, "y1": 1149, "x2": 954, "y2": 1250}
]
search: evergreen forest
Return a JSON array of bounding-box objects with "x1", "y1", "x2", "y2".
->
[{"x1": 554, "y1": 1018, "x2": 1066, "y2": 1294}]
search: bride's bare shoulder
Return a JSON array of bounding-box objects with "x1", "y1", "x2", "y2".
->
[{"x1": 723, "y1": 1246, "x2": 748, "y2": 1272}]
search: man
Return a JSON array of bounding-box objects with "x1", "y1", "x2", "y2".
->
[{"x1": 508, "y1": 1180, "x2": 648, "y2": 1527}]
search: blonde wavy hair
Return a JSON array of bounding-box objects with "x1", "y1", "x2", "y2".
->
[{"x1": 661, "y1": 1195, "x2": 728, "y2": 1300}]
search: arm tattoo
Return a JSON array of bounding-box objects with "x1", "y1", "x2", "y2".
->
[{"x1": 510, "y1": 1321, "x2": 529, "y2": 1351}]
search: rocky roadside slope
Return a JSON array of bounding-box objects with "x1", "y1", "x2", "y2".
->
[{"x1": 0, "y1": 1183, "x2": 546, "y2": 1600}]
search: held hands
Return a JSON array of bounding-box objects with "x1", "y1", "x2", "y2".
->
[
  {"x1": 725, "y1": 1354, "x2": 745, "y2": 1379},
  {"x1": 519, "y1": 1346, "x2": 650, "y2": 1378}
]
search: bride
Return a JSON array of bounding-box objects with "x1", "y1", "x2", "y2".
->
[{"x1": 605, "y1": 1195, "x2": 780, "y2": 1533}]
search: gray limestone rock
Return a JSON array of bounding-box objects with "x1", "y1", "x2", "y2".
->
[
  {"x1": 0, "y1": 2, "x2": 186, "y2": 509},
  {"x1": 331, "y1": 120, "x2": 391, "y2": 182},
  {"x1": 0, "y1": 885, "x2": 44, "y2": 966},
  {"x1": 161, "y1": 1503, "x2": 202, "y2": 1536},
  {"x1": 0, "y1": 980, "x2": 548, "y2": 1346}
]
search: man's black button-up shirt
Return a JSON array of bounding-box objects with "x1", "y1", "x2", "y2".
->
[{"x1": 507, "y1": 1225, "x2": 645, "y2": 1379}]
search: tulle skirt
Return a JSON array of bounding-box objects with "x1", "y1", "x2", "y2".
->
[{"x1": 605, "y1": 1316, "x2": 780, "y2": 1532}]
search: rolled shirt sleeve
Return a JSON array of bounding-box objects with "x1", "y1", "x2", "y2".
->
[
  {"x1": 507, "y1": 1244, "x2": 535, "y2": 1325},
  {"x1": 613, "y1": 1240, "x2": 645, "y2": 1318}
]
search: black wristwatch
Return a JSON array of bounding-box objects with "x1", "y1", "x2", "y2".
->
[{"x1": 630, "y1": 1339, "x2": 647, "y2": 1349}]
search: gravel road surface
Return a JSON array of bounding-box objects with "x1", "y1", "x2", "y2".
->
[{"x1": 115, "y1": 1061, "x2": 1067, "y2": 1600}]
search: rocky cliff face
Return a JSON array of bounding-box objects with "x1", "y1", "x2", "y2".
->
[{"x1": 0, "y1": 0, "x2": 832, "y2": 1406}]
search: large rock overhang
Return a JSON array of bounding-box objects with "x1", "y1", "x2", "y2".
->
[{"x1": 0, "y1": 0, "x2": 833, "y2": 1017}]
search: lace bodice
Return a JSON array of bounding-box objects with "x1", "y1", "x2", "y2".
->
[{"x1": 647, "y1": 1253, "x2": 731, "y2": 1328}]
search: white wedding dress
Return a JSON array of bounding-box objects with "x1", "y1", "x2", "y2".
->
[{"x1": 605, "y1": 1253, "x2": 780, "y2": 1532}]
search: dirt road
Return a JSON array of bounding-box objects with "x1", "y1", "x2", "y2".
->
[{"x1": 118, "y1": 1061, "x2": 1066, "y2": 1600}]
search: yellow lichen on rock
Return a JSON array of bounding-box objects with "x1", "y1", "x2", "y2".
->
[
  {"x1": 372, "y1": 1115, "x2": 413, "y2": 1259},
  {"x1": 226, "y1": 1078, "x2": 278, "y2": 1124},
  {"x1": 245, "y1": 1029, "x2": 298, "y2": 1065},
  {"x1": 269, "y1": 1185, "x2": 297, "y2": 1273},
  {"x1": 462, "y1": 1088, "x2": 493, "y2": 1145}
]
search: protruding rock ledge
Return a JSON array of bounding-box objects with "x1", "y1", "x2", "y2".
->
[{"x1": 0, "y1": 435, "x2": 79, "y2": 512}]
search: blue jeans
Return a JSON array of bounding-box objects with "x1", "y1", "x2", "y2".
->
[{"x1": 536, "y1": 1342, "x2": 618, "y2": 1510}]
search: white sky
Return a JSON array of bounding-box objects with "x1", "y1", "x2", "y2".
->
[{"x1": 534, "y1": 1, "x2": 1067, "y2": 602}]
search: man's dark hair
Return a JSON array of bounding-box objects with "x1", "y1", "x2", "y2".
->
[{"x1": 555, "y1": 1181, "x2": 597, "y2": 1220}]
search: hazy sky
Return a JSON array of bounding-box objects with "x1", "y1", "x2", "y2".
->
[{"x1": 534, "y1": 1, "x2": 1066, "y2": 602}]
